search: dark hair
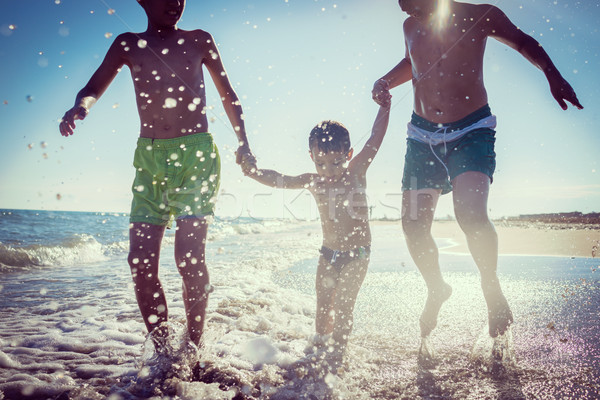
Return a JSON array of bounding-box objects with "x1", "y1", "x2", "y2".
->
[{"x1": 308, "y1": 120, "x2": 351, "y2": 154}]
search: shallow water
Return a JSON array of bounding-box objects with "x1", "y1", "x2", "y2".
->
[{"x1": 0, "y1": 210, "x2": 599, "y2": 399}]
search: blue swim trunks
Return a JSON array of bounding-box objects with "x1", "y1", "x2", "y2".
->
[{"x1": 402, "y1": 105, "x2": 496, "y2": 195}]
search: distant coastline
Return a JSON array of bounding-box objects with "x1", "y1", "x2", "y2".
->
[
  {"x1": 375, "y1": 211, "x2": 600, "y2": 227},
  {"x1": 495, "y1": 212, "x2": 600, "y2": 230}
]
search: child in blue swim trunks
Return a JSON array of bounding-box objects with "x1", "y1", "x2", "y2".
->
[
  {"x1": 59, "y1": 0, "x2": 256, "y2": 348},
  {"x1": 248, "y1": 102, "x2": 390, "y2": 374},
  {"x1": 372, "y1": 0, "x2": 582, "y2": 365}
]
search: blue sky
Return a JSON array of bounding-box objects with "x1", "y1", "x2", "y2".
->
[{"x1": 0, "y1": 0, "x2": 598, "y2": 219}]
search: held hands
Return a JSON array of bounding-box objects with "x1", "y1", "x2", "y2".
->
[
  {"x1": 372, "y1": 79, "x2": 392, "y2": 107},
  {"x1": 236, "y1": 144, "x2": 257, "y2": 176},
  {"x1": 59, "y1": 106, "x2": 88, "y2": 137}
]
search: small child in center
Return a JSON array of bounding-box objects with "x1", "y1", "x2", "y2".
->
[{"x1": 248, "y1": 101, "x2": 390, "y2": 373}]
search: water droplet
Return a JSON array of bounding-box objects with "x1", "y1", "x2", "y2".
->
[{"x1": 164, "y1": 98, "x2": 177, "y2": 108}]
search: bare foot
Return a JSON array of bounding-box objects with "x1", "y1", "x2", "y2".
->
[
  {"x1": 488, "y1": 297, "x2": 513, "y2": 337},
  {"x1": 419, "y1": 282, "x2": 452, "y2": 337},
  {"x1": 417, "y1": 336, "x2": 437, "y2": 369},
  {"x1": 150, "y1": 323, "x2": 170, "y2": 354}
]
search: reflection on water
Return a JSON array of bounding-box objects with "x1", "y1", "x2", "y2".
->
[{"x1": 277, "y1": 243, "x2": 600, "y2": 399}]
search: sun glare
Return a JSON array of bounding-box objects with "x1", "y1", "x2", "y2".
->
[{"x1": 433, "y1": 0, "x2": 451, "y2": 32}]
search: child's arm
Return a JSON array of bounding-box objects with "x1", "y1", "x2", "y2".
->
[
  {"x1": 59, "y1": 35, "x2": 127, "y2": 137},
  {"x1": 485, "y1": 6, "x2": 583, "y2": 110},
  {"x1": 250, "y1": 169, "x2": 313, "y2": 190},
  {"x1": 348, "y1": 104, "x2": 391, "y2": 175},
  {"x1": 202, "y1": 32, "x2": 255, "y2": 172}
]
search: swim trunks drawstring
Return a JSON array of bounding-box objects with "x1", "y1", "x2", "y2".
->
[
  {"x1": 429, "y1": 126, "x2": 451, "y2": 180},
  {"x1": 331, "y1": 250, "x2": 339, "y2": 263}
]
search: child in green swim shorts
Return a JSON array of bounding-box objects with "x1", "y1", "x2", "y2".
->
[
  {"x1": 59, "y1": 0, "x2": 255, "y2": 349},
  {"x1": 248, "y1": 102, "x2": 391, "y2": 374}
]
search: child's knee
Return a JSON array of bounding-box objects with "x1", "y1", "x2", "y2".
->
[
  {"x1": 455, "y1": 212, "x2": 494, "y2": 236},
  {"x1": 128, "y1": 251, "x2": 157, "y2": 280}
]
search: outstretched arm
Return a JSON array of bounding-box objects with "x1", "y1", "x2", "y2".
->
[
  {"x1": 486, "y1": 6, "x2": 583, "y2": 110},
  {"x1": 203, "y1": 33, "x2": 256, "y2": 173},
  {"x1": 59, "y1": 35, "x2": 126, "y2": 137},
  {"x1": 249, "y1": 169, "x2": 313, "y2": 190},
  {"x1": 348, "y1": 104, "x2": 391, "y2": 175}
]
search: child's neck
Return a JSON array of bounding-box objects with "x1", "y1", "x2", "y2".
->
[{"x1": 146, "y1": 25, "x2": 179, "y2": 40}]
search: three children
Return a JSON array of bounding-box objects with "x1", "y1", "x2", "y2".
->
[{"x1": 61, "y1": 0, "x2": 582, "y2": 378}]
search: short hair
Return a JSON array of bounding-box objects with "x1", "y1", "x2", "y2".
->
[{"x1": 308, "y1": 120, "x2": 351, "y2": 154}]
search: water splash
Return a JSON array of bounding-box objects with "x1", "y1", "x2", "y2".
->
[
  {"x1": 417, "y1": 336, "x2": 438, "y2": 369},
  {"x1": 471, "y1": 325, "x2": 517, "y2": 377}
]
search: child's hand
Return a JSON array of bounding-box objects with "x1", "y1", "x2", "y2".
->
[
  {"x1": 59, "y1": 106, "x2": 88, "y2": 137},
  {"x1": 236, "y1": 145, "x2": 257, "y2": 176},
  {"x1": 548, "y1": 74, "x2": 583, "y2": 110},
  {"x1": 241, "y1": 156, "x2": 257, "y2": 176},
  {"x1": 372, "y1": 79, "x2": 392, "y2": 107}
]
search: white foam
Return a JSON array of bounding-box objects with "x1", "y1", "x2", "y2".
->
[{"x1": 1, "y1": 220, "x2": 599, "y2": 399}]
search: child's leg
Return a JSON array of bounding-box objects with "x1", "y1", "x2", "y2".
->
[
  {"x1": 128, "y1": 222, "x2": 168, "y2": 341},
  {"x1": 315, "y1": 256, "x2": 338, "y2": 336},
  {"x1": 402, "y1": 189, "x2": 452, "y2": 337},
  {"x1": 331, "y1": 258, "x2": 369, "y2": 353},
  {"x1": 453, "y1": 171, "x2": 512, "y2": 337},
  {"x1": 174, "y1": 217, "x2": 210, "y2": 346}
]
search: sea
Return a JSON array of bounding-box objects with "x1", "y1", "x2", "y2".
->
[{"x1": 0, "y1": 209, "x2": 599, "y2": 400}]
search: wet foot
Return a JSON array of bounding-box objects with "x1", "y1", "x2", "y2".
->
[
  {"x1": 191, "y1": 360, "x2": 214, "y2": 381},
  {"x1": 287, "y1": 351, "x2": 327, "y2": 379},
  {"x1": 488, "y1": 297, "x2": 513, "y2": 338},
  {"x1": 419, "y1": 282, "x2": 453, "y2": 337},
  {"x1": 323, "y1": 348, "x2": 345, "y2": 376},
  {"x1": 150, "y1": 324, "x2": 170, "y2": 355},
  {"x1": 417, "y1": 336, "x2": 437, "y2": 369}
]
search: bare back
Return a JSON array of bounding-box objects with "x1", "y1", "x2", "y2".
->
[{"x1": 405, "y1": 3, "x2": 496, "y2": 123}]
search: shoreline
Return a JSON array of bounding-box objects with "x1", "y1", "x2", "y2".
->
[{"x1": 372, "y1": 219, "x2": 600, "y2": 258}]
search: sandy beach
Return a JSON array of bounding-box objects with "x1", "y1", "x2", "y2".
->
[{"x1": 373, "y1": 219, "x2": 600, "y2": 258}]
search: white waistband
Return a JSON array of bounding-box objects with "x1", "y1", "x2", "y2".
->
[{"x1": 407, "y1": 114, "x2": 497, "y2": 145}]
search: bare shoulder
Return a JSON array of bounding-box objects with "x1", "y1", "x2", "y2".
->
[
  {"x1": 402, "y1": 16, "x2": 418, "y2": 33},
  {"x1": 302, "y1": 173, "x2": 319, "y2": 185},
  {"x1": 187, "y1": 29, "x2": 216, "y2": 47},
  {"x1": 105, "y1": 32, "x2": 136, "y2": 61},
  {"x1": 469, "y1": 3, "x2": 508, "y2": 24},
  {"x1": 114, "y1": 32, "x2": 138, "y2": 46},
  {"x1": 298, "y1": 173, "x2": 320, "y2": 190},
  {"x1": 460, "y1": 3, "x2": 511, "y2": 34}
]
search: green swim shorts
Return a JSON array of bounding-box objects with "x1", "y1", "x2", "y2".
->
[
  {"x1": 402, "y1": 105, "x2": 496, "y2": 195},
  {"x1": 129, "y1": 132, "x2": 220, "y2": 226}
]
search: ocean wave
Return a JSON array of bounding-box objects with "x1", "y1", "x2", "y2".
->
[
  {"x1": 0, "y1": 216, "x2": 303, "y2": 272},
  {"x1": 0, "y1": 234, "x2": 118, "y2": 271}
]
